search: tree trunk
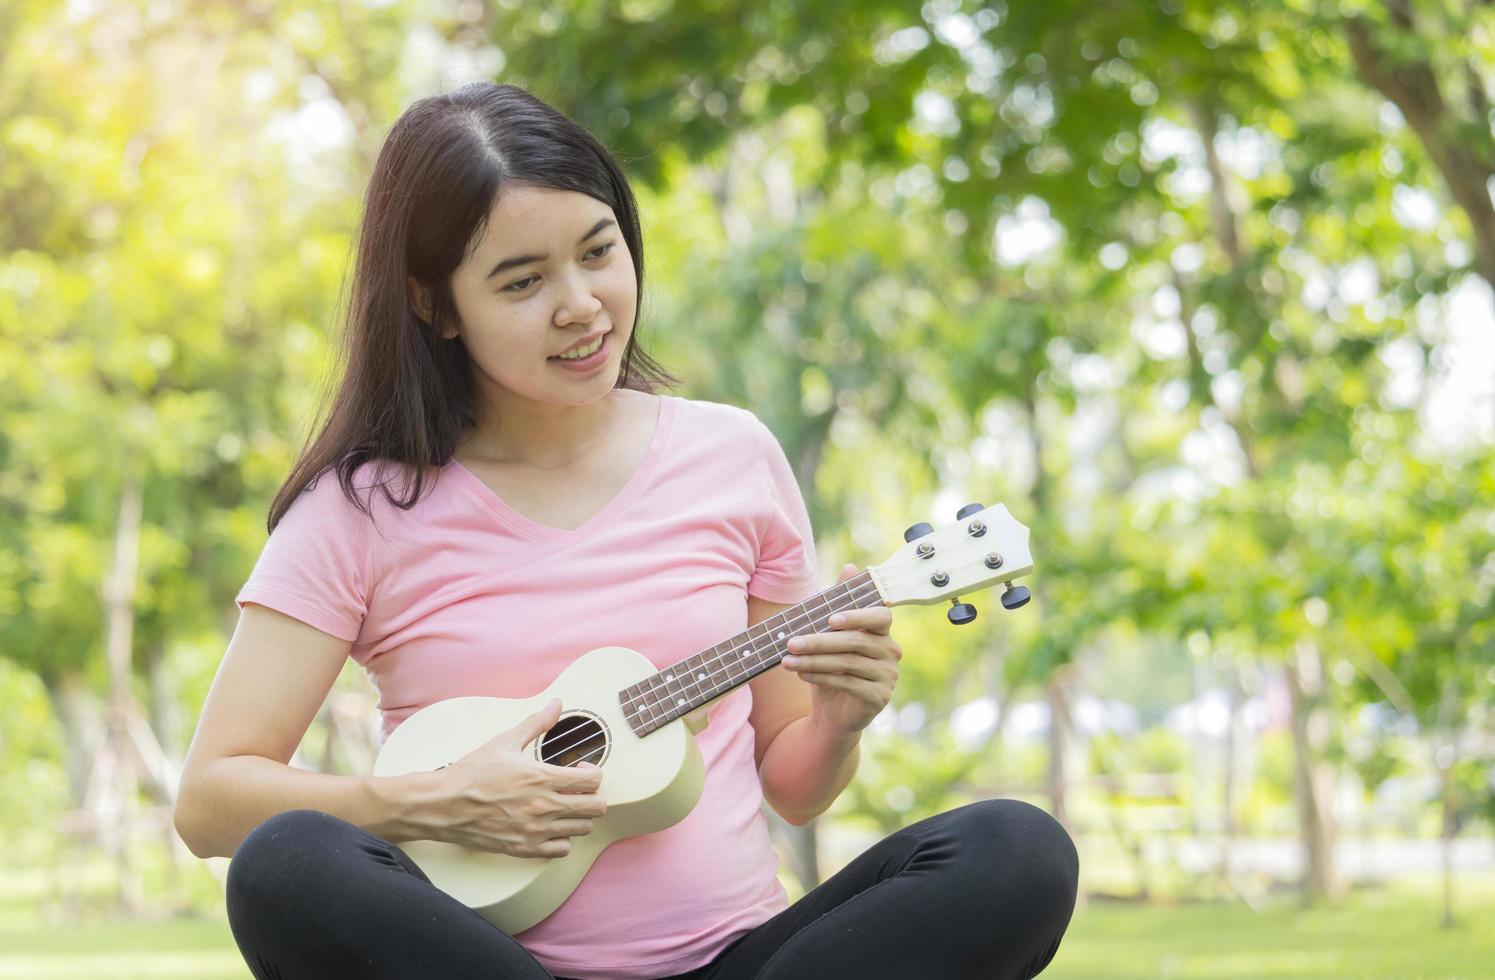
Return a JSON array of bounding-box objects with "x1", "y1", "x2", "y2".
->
[
  {"x1": 1284, "y1": 640, "x2": 1344, "y2": 903},
  {"x1": 978, "y1": 695, "x2": 1012, "y2": 798},
  {"x1": 1046, "y1": 670, "x2": 1071, "y2": 831},
  {"x1": 144, "y1": 642, "x2": 182, "y2": 764},
  {"x1": 1218, "y1": 661, "x2": 1243, "y2": 886},
  {"x1": 1435, "y1": 677, "x2": 1460, "y2": 928},
  {"x1": 1191, "y1": 656, "x2": 1207, "y2": 836},
  {"x1": 42, "y1": 672, "x2": 106, "y2": 811},
  {"x1": 1344, "y1": 6, "x2": 1495, "y2": 296},
  {"x1": 102, "y1": 474, "x2": 145, "y2": 913},
  {"x1": 1440, "y1": 759, "x2": 1457, "y2": 928}
]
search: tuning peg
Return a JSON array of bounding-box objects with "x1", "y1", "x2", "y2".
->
[
  {"x1": 903, "y1": 522, "x2": 934, "y2": 542},
  {"x1": 948, "y1": 598, "x2": 977, "y2": 625},
  {"x1": 956, "y1": 502, "x2": 984, "y2": 520},
  {"x1": 1001, "y1": 584, "x2": 1031, "y2": 610}
]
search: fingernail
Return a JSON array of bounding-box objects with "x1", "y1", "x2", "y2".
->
[{"x1": 829, "y1": 614, "x2": 845, "y2": 626}]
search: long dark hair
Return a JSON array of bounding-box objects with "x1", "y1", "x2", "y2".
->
[{"x1": 267, "y1": 82, "x2": 680, "y2": 532}]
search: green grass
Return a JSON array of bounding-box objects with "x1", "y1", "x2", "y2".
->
[
  {"x1": 2, "y1": 862, "x2": 1492, "y2": 979},
  {"x1": 0, "y1": 917, "x2": 245, "y2": 979},
  {"x1": 1046, "y1": 873, "x2": 1495, "y2": 979}
]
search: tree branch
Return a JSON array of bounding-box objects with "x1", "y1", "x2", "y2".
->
[{"x1": 1343, "y1": 8, "x2": 1495, "y2": 293}]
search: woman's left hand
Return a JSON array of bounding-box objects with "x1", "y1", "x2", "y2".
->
[{"x1": 781, "y1": 563, "x2": 901, "y2": 739}]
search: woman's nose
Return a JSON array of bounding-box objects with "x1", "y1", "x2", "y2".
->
[{"x1": 554, "y1": 269, "x2": 603, "y2": 324}]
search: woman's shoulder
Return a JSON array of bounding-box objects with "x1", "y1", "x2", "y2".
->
[
  {"x1": 653, "y1": 391, "x2": 767, "y2": 441},
  {"x1": 285, "y1": 456, "x2": 427, "y2": 530}
]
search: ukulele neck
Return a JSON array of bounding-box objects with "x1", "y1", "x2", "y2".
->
[{"x1": 619, "y1": 571, "x2": 886, "y2": 736}]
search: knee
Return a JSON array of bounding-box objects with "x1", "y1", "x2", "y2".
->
[
  {"x1": 227, "y1": 809, "x2": 350, "y2": 919},
  {"x1": 951, "y1": 799, "x2": 1079, "y2": 924},
  {"x1": 963, "y1": 798, "x2": 1077, "y2": 872}
]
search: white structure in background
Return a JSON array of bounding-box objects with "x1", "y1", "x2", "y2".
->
[
  {"x1": 1163, "y1": 687, "x2": 1268, "y2": 739},
  {"x1": 949, "y1": 695, "x2": 1140, "y2": 748},
  {"x1": 1072, "y1": 696, "x2": 1142, "y2": 737}
]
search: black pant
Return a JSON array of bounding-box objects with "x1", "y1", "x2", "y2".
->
[{"x1": 226, "y1": 798, "x2": 1079, "y2": 979}]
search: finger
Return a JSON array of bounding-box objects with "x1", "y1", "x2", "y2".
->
[
  {"x1": 789, "y1": 631, "x2": 885, "y2": 658},
  {"x1": 827, "y1": 607, "x2": 893, "y2": 633},
  {"x1": 555, "y1": 820, "x2": 596, "y2": 838},
  {"x1": 510, "y1": 697, "x2": 564, "y2": 747},
  {"x1": 837, "y1": 562, "x2": 859, "y2": 583},
  {"x1": 800, "y1": 672, "x2": 888, "y2": 709},
  {"x1": 547, "y1": 762, "x2": 605, "y2": 791},
  {"x1": 782, "y1": 653, "x2": 887, "y2": 682},
  {"x1": 547, "y1": 789, "x2": 606, "y2": 815}
]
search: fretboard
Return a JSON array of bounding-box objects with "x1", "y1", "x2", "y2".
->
[{"x1": 618, "y1": 570, "x2": 886, "y2": 736}]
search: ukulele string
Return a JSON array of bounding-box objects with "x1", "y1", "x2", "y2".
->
[
  {"x1": 540, "y1": 580, "x2": 882, "y2": 765},
  {"x1": 537, "y1": 577, "x2": 885, "y2": 766},
  {"x1": 617, "y1": 575, "x2": 885, "y2": 711}
]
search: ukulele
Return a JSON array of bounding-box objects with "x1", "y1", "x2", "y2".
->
[{"x1": 372, "y1": 501, "x2": 1034, "y2": 933}]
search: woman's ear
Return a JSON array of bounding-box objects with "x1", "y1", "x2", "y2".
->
[
  {"x1": 407, "y1": 276, "x2": 434, "y2": 324},
  {"x1": 407, "y1": 277, "x2": 460, "y2": 340}
]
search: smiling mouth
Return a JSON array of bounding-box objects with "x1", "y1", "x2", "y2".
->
[{"x1": 549, "y1": 330, "x2": 611, "y2": 362}]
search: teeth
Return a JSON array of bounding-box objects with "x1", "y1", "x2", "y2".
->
[{"x1": 557, "y1": 335, "x2": 604, "y2": 360}]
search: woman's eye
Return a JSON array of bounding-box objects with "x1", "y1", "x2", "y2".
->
[{"x1": 503, "y1": 242, "x2": 615, "y2": 293}]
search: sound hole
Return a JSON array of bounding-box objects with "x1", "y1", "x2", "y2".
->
[{"x1": 538, "y1": 712, "x2": 609, "y2": 768}]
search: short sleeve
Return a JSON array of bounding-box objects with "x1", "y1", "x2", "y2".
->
[
  {"x1": 235, "y1": 467, "x2": 376, "y2": 642},
  {"x1": 746, "y1": 417, "x2": 821, "y2": 604}
]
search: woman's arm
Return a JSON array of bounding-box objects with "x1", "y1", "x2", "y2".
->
[
  {"x1": 745, "y1": 594, "x2": 861, "y2": 826},
  {"x1": 173, "y1": 602, "x2": 443, "y2": 858}
]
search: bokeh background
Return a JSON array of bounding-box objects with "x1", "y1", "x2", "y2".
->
[{"x1": 2, "y1": 0, "x2": 1493, "y2": 976}]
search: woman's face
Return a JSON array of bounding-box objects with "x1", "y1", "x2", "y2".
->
[{"x1": 434, "y1": 185, "x2": 638, "y2": 410}]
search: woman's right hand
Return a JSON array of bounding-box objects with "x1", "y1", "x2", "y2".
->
[{"x1": 427, "y1": 697, "x2": 607, "y2": 858}]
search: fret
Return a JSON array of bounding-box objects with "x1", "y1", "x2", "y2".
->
[
  {"x1": 723, "y1": 638, "x2": 748, "y2": 687},
  {"x1": 810, "y1": 590, "x2": 833, "y2": 632},
  {"x1": 734, "y1": 632, "x2": 755, "y2": 668},
  {"x1": 685, "y1": 654, "x2": 713, "y2": 704},
  {"x1": 662, "y1": 665, "x2": 685, "y2": 712},
  {"x1": 655, "y1": 665, "x2": 677, "y2": 730},
  {"x1": 672, "y1": 659, "x2": 688, "y2": 705},
  {"x1": 647, "y1": 670, "x2": 670, "y2": 717},
  {"x1": 703, "y1": 640, "x2": 725, "y2": 681},
  {"x1": 700, "y1": 646, "x2": 729, "y2": 700}
]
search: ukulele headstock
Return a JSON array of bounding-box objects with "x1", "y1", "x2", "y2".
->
[{"x1": 867, "y1": 502, "x2": 1034, "y2": 625}]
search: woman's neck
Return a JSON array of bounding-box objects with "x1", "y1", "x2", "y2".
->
[{"x1": 457, "y1": 389, "x2": 624, "y2": 471}]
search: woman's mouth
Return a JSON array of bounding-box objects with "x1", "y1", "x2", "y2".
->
[{"x1": 549, "y1": 331, "x2": 611, "y2": 372}]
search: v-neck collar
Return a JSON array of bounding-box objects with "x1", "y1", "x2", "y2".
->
[{"x1": 444, "y1": 393, "x2": 676, "y2": 543}]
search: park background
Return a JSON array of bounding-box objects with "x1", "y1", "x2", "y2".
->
[{"x1": 2, "y1": 0, "x2": 1494, "y2": 976}]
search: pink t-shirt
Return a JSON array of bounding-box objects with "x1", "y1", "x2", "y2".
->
[{"x1": 234, "y1": 393, "x2": 822, "y2": 979}]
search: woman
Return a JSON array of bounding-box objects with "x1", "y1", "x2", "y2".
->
[{"x1": 174, "y1": 81, "x2": 1078, "y2": 980}]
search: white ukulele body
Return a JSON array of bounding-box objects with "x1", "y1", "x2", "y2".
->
[{"x1": 372, "y1": 645, "x2": 714, "y2": 935}]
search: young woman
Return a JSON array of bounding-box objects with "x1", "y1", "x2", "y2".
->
[{"x1": 174, "y1": 81, "x2": 1078, "y2": 980}]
